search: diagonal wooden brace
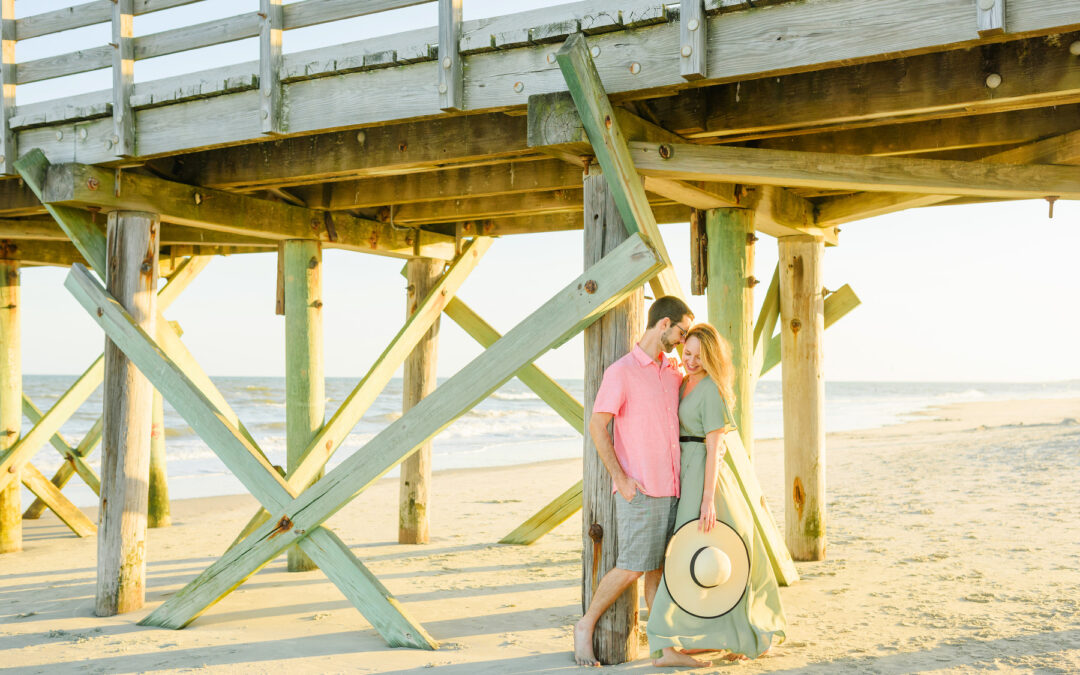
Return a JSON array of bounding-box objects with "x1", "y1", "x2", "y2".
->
[
  {"x1": 24, "y1": 417, "x2": 103, "y2": 520},
  {"x1": 67, "y1": 233, "x2": 660, "y2": 640},
  {"x1": 22, "y1": 394, "x2": 100, "y2": 495},
  {"x1": 20, "y1": 462, "x2": 96, "y2": 536}
]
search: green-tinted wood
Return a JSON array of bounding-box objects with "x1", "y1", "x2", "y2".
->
[
  {"x1": 750, "y1": 264, "x2": 781, "y2": 379},
  {"x1": 63, "y1": 267, "x2": 437, "y2": 648},
  {"x1": 116, "y1": 233, "x2": 661, "y2": 635},
  {"x1": 25, "y1": 416, "x2": 103, "y2": 519},
  {"x1": 20, "y1": 462, "x2": 96, "y2": 537},
  {"x1": 499, "y1": 479, "x2": 582, "y2": 546},
  {"x1": 148, "y1": 389, "x2": 170, "y2": 528},
  {"x1": 0, "y1": 356, "x2": 103, "y2": 493},
  {"x1": 555, "y1": 33, "x2": 683, "y2": 300},
  {"x1": 22, "y1": 395, "x2": 100, "y2": 494},
  {"x1": 284, "y1": 240, "x2": 323, "y2": 571},
  {"x1": 0, "y1": 259, "x2": 19, "y2": 552},
  {"x1": 760, "y1": 284, "x2": 861, "y2": 377},
  {"x1": 705, "y1": 208, "x2": 755, "y2": 458}
]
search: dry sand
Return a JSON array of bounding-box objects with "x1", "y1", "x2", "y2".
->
[{"x1": 2, "y1": 396, "x2": 1079, "y2": 674}]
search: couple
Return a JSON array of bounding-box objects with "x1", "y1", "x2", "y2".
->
[{"x1": 574, "y1": 296, "x2": 786, "y2": 667}]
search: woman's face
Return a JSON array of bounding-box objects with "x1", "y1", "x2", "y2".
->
[{"x1": 683, "y1": 336, "x2": 703, "y2": 375}]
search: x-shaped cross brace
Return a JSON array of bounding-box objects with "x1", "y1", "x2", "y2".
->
[{"x1": 64, "y1": 231, "x2": 661, "y2": 648}]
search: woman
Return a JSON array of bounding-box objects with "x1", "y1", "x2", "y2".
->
[{"x1": 646, "y1": 323, "x2": 786, "y2": 667}]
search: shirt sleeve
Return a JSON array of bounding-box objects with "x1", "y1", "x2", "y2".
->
[
  {"x1": 592, "y1": 363, "x2": 625, "y2": 416},
  {"x1": 701, "y1": 381, "x2": 737, "y2": 434}
]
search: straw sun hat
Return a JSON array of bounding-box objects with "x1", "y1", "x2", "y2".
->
[{"x1": 663, "y1": 519, "x2": 750, "y2": 619}]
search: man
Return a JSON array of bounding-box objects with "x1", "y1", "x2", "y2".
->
[{"x1": 573, "y1": 295, "x2": 694, "y2": 667}]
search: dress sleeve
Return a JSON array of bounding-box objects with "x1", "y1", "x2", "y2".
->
[
  {"x1": 592, "y1": 363, "x2": 625, "y2": 415},
  {"x1": 701, "y1": 380, "x2": 737, "y2": 434}
]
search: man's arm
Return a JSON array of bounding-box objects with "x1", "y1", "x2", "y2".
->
[{"x1": 589, "y1": 411, "x2": 640, "y2": 501}]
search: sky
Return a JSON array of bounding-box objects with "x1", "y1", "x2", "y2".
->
[{"x1": 12, "y1": 1, "x2": 1080, "y2": 382}]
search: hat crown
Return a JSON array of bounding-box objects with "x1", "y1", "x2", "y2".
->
[{"x1": 691, "y1": 546, "x2": 732, "y2": 588}]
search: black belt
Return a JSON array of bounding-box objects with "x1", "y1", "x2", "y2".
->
[{"x1": 679, "y1": 435, "x2": 706, "y2": 443}]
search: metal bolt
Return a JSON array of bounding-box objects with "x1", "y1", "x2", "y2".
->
[
  {"x1": 194, "y1": 192, "x2": 203, "y2": 205},
  {"x1": 629, "y1": 62, "x2": 641, "y2": 74},
  {"x1": 547, "y1": 52, "x2": 556, "y2": 64},
  {"x1": 985, "y1": 72, "x2": 1002, "y2": 89},
  {"x1": 141, "y1": 262, "x2": 151, "y2": 273},
  {"x1": 790, "y1": 318, "x2": 802, "y2": 332},
  {"x1": 513, "y1": 81, "x2": 524, "y2": 93},
  {"x1": 604, "y1": 115, "x2": 612, "y2": 129},
  {"x1": 442, "y1": 56, "x2": 452, "y2": 69},
  {"x1": 1071, "y1": 41, "x2": 1080, "y2": 56},
  {"x1": 112, "y1": 135, "x2": 119, "y2": 144},
  {"x1": 584, "y1": 280, "x2": 597, "y2": 294},
  {"x1": 261, "y1": 109, "x2": 269, "y2": 119},
  {"x1": 55, "y1": 130, "x2": 64, "y2": 141},
  {"x1": 658, "y1": 144, "x2": 673, "y2": 159},
  {"x1": 78, "y1": 128, "x2": 88, "y2": 140},
  {"x1": 309, "y1": 256, "x2": 318, "y2": 269},
  {"x1": 590, "y1": 46, "x2": 601, "y2": 58},
  {"x1": 978, "y1": 0, "x2": 995, "y2": 9},
  {"x1": 263, "y1": 86, "x2": 271, "y2": 97},
  {"x1": 104, "y1": 139, "x2": 113, "y2": 150},
  {"x1": 462, "y1": 222, "x2": 473, "y2": 232},
  {"x1": 356, "y1": 131, "x2": 366, "y2": 144},
  {"x1": 398, "y1": 142, "x2": 407, "y2": 152},
  {"x1": 687, "y1": 18, "x2": 699, "y2": 31},
  {"x1": 681, "y1": 44, "x2": 693, "y2": 57},
  {"x1": 96, "y1": 307, "x2": 103, "y2": 317},
  {"x1": 313, "y1": 300, "x2": 323, "y2": 308},
  {"x1": 747, "y1": 233, "x2": 759, "y2": 244},
  {"x1": 748, "y1": 276, "x2": 760, "y2": 287},
  {"x1": 87, "y1": 177, "x2": 99, "y2": 191},
  {"x1": 438, "y1": 82, "x2": 447, "y2": 93}
]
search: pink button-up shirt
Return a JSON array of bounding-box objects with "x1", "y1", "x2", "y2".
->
[{"x1": 592, "y1": 344, "x2": 683, "y2": 498}]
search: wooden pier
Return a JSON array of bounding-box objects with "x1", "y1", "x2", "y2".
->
[{"x1": 0, "y1": 0, "x2": 1076, "y2": 664}]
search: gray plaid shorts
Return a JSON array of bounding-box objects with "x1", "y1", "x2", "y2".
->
[{"x1": 614, "y1": 492, "x2": 678, "y2": 572}]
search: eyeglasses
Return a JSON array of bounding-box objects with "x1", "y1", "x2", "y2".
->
[{"x1": 671, "y1": 322, "x2": 689, "y2": 339}]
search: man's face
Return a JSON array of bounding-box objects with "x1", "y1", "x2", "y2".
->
[{"x1": 659, "y1": 316, "x2": 692, "y2": 353}]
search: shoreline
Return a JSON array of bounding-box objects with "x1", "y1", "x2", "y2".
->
[{"x1": 2, "y1": 395, "x2": 1079, "y2": 673}]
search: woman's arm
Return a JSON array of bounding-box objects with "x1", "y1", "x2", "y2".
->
[{"x1": 698, "y1": 429, "x2": 726, "y2": 532}]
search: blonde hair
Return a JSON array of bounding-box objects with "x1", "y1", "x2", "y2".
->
[{"x1": 686, "y1": 323, "x2": 736, "y2": 411}]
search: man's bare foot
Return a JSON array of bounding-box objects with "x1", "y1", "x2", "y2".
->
[
  {"x1": 680, "y1": 649, "x2": 713, "y2": 655},
  {"x1": 653, "y1": 647, "x2": 711, "y2": 668},
  {"x1": 722, "y1": 651, "x2": 749, "y2": 662},
  {"x1": 573, "y1": 620, "x2": 600, "y2": 666}
]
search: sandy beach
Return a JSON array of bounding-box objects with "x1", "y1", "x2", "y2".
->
[{"x1": 2, "y1": 396, "x2": 1079, "y2": 674}]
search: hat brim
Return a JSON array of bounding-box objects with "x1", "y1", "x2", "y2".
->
[{"x1": 663, "y1": 519, "x2": 750, "y2": 619}]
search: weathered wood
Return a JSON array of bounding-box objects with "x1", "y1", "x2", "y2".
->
[
  {"x1": 24, "y1": 417, "x2": 103, "y2": 520},
  {"x1": 147, "y1": 389, "x2": 170, "y2": 528},
  {"x1": 0, "y1": 258, "x2": 18, "y2": 552},
  {"x1": 15, "y1": 0, "x2": 198, "y2": 41},
  {"x1": 438, "y1": 0, "x2": 463, "y2": 112},
  {"x1": 978, "y1": 0, "x2": 1006, "y2": 36},
  {"x1": 706, "y1": 208, "x2": 755, "y2": 458},
  {"x1": 679, "y1": 0, "x2": 706, "y2": 80},
  {"x1": 500, "y1": 479, "x2": 583, "y2": 546},
  {"x1": 97, "y1": 210, "x2": 159, "y2": 616},
  {"x1": 400, "y1": 258, "x2": 443, "y2": 545},
  {"x1": 284, "y1": 0, "x2": 433, "y2": 31},
  {"x1": 582, "y1": 170, "x2": 642, "y2": 664},
  {"x1": 41, "y1": 163, "x2": 457, "y2": 261},
  {"x1": 20, "y1": 462, "x2": 96, "y2": 537},
  {"x1": 111, "y1": 0, "x2": 135, "y2": 157},
  {"x1": 284, "y1": 240, "x2": 324, "y2": 571},
  {"x1": 750, "y1": 264, "x2": 780, "y2": 379},
  {"x1": 260, "y1": 0, "x2": 284, "y2": 135},
  {"x1": 0, "y1": 240, "x2": 86, "y2": 267},
  {"x1": 643, "y1": 177, "x2": 739, "y2": 211},
  {"x1": 0, "y1": 0, "x2": 14, "y2": 175},
  {"x1": 388, "y1": 188, "x2": 592, "y2": 225},
  {"x1": 778, "y1": 235, "x2": 825, "y2": 562},
  {"x1": 557, "y1": 33, "x2": 683, "y2": 300},
  {"x1": 631, "y1": 141, "x2": 1080, "y2": 200},
  {"x1": 97, "y1": 230, "x2": 662, "y2": 633},
  {"x1": 760, "y1": 284, "x2": 860, "y2": 377},
  {"x1": 689, "y1": 209, "x2": 707, "y2": 295},
  {"x1": 748, "y1": 186, "x2": 837, "y2": 244},
  {"x1": 21, "y1": 395, "x2": 100, "y2": 497}
]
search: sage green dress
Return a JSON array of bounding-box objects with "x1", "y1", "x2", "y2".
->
[{"x1": 646, "y1": 375, "x2": 786, "y2": 659}]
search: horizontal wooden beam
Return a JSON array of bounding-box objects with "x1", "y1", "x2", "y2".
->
[
  {"x1": 0, "y1": 240, "x2": 86, "y2": 266},
  {"x1": 0, "y1": 218, "x2": 278, "y2": 247},
  {"x1": 41, "y1": 163, "x2": 456, "y2": 260},
  {"x1": 631, "y1": 141, "x2": 1080, "y2": 200},
  {"x1": 654, "y1": 32, "x2": 1080, "y2": 141},
  {"x1": 450, "y1": 203, "x2": 692, "y2": 236}
]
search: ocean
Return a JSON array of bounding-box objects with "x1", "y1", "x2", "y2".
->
[{"x1": 17, "y1": 376, "x2": 1080, "y2": 508}]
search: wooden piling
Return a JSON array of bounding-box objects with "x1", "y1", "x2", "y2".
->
[
  {"x1": 97, "y1": 211, "x2": 158, "y2": 615},
  {"x1": 0, "y1": 258, "x2": 20, "y2": 554},
  {"x1": 147, "y1": 389, "x2": 170, "y2": 528},
  {"x1": 706, "y1": 208, "x2": 756, "y2": 458},
  {"x1": 283, "y1": 240, "x2": 324, "y2": 571},
  {"x1": 778, "y1": 234, "x2": 826, "y2": 561},
  {"x1": 582, "y1": 170, "x2": 643, "y2": 664},
  {"x1": 399, "y1": 258, "x2": 442, "y2": 545}
]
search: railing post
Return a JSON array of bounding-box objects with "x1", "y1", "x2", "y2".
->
[
  {"x1": 111, "y1": 0, "x2": 135, "y2": 157},
  {"x1": 438, "y1": 0, "x2": 463, "y2": 112},
  {"x1": 260, "y1": 0, "x2": 284, "y2": 135},
  {"x1": 679, "y1": 0, "x2": 706, "y2": 80},
  {"x1": 0, "y1": 0, "x2": 15, "y2": 174}
]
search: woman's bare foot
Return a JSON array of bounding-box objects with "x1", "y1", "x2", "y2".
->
[
  {"x1": 573, "y1": 620, "x2": 600, "y2": 666},
  {"x1": 653, "y1": 647, "x2": 711, "y2": 668}
]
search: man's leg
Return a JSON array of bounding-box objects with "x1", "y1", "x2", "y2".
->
[
  {"x1": 643, "y1": 567, "x2": 663, "y2": 611},
  {"x1": 574, "y1": 567, "x2": 642, "y2": 666}
]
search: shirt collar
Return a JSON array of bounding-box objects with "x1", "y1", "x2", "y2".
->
[{"x1": 631, "y1": 344, "x2": 662, "y2": 367}]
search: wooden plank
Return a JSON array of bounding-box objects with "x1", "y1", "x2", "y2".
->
[
  {"x1": 388, "y1": 188, "x2": 591, "y2": 224},
  {"x1": 748, "y1": 185, "x2": 836, "y2": 244},
  {"x1": 438, "y1": 0, "x2": 463, "y2": 112},
  {"x1": 679, "y1": 0, "x2": 706, "y2": 80},
  {"x1": 778, "y1": 235, "x2": 825, "y2": 562},
  {"x1": 0, "y1": 0, "x2": 14, "y2": 175},
  {"x1": 816, "y1": 129, "x2": 1080, "y2": 226},
  {"x1": 643, "y1": 177, "x2": 739, "y2": 210},
  {"x1": 978, "y1": 0, "x2": 1006, "y2": 36},
  {"x1": 0, "y1": 257, "x2": 17, "y2": 552},
  {"x1": 15, "y1": 0, "x2": 199, "y2": 41},
  {"x1": 118, "y1": 232, "x2": 661, "y2": 634},
  {"x1": 41, "y1": 163, "x2": 456, "y2": 260},
  {"x1": 284, "y1": 239, "x2": 323, "y2": 571},
  {"x1": 20, "y1": 462, "x2": 96, "y2": 537},
  {"x1": 111, "y1": 0, "x2": 135, "y2": 157},
  {"x1": 22, "y1": 395, "x2": 100, "y2": 496},
  {"x1": 283, "y1": 0, "x2": 433, "y2": 31},
  {"x1": 760, "y1": 284, "x2": 860, "y2": 376},
  {"x1": 689, "y1": 209, "x2": 706, "y2": 295},
  {"x1": 0, "y1": 240, "x2": 86, "y2": 267},
  {"x1": 557, "y1": 33, "x2": 683, "y2": 300},
  {"x1": 24, "y1": 417, "x2": 103, "y2": 520},
  {"x1": 400, "y1": 258, "x2": 442, "y2": 544},
  {"x1": 499, "y1": 480, "x2": 583, "y2": 545},
  {"x1": 750, "y1": 263, "x2": 780, "y2": 380},
  {"x1": 148, "y1": 389, "x2": 170, "y2": 528},
  {"x1": 630, "y1": 141, "x2": 1080, "y2": 200},
  {"x1": 63, "y1": 264, "x2": 438, "y2": 649},
  {"x1": 260, "y1": 0, "x2": 285, "y2": 136},
  {"x1": 97, "y1": 209, "x2": 159, "y2": 616}
]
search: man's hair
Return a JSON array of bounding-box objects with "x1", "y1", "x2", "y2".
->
[{"x1": 647, "y1": 295, "x2": 693, "y2": 329}]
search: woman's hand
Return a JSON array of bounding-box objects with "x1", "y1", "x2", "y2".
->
[{"x1": 699, "y1": 498, "x2": 716, "y2": 533}]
